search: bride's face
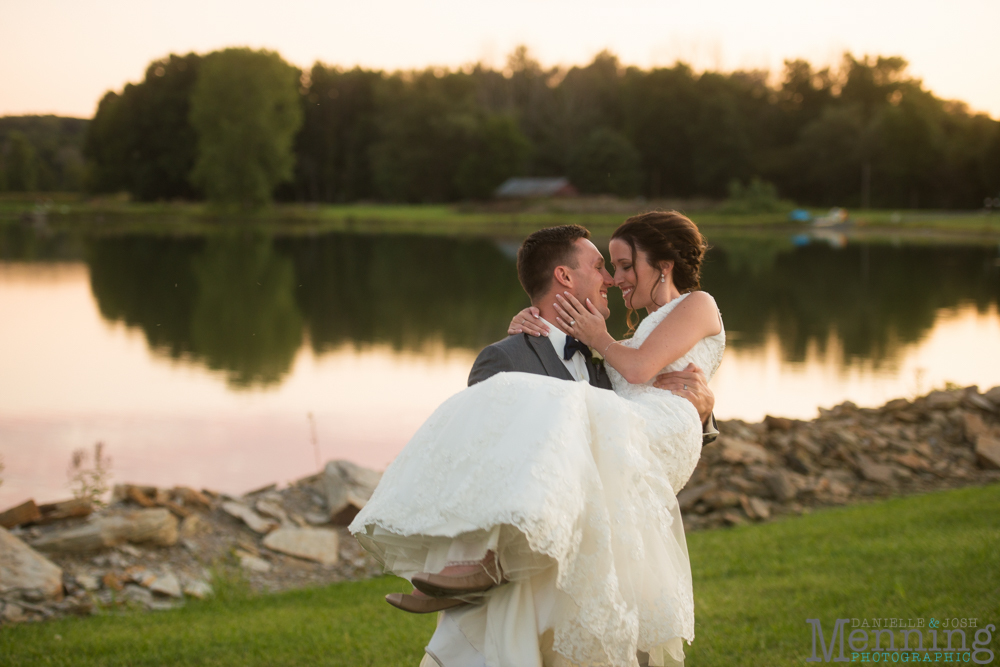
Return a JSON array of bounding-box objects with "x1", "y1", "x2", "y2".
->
[{"x1": 609, "y1": 239, "x2": 664, "y2": 311}]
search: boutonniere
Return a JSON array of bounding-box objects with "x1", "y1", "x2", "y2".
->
[{"x1": 590, "y1": 347, "x2": 605, "y2": 364}]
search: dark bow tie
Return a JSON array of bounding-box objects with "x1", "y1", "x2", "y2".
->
[{"x1": 563, "y1": 336, "x2": 590, "y2": 361}]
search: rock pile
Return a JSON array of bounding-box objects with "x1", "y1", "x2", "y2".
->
[
  {"x1": 2, "y1": 386, "x2": 999, "y2": 626},
  {"x1": 680, "y1": 385, "x2": 1000, "y2": 530},
  {"x1": 0, "y1": 461, "x2": 383, "y2": 626}
]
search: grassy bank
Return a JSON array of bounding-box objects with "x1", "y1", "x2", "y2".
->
[
  {"x1": 3, "y1": 195, "x2": 1000, "y2": 239},
  {"x1": 2, "y1": 483, "x2": 997, "y2": 666}
]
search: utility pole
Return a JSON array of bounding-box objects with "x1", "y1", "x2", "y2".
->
[{"x1": 861, "y1": 162, "x2": 871, "y2": 209}]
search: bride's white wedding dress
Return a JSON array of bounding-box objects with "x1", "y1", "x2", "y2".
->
[{"x1": 351, "y1": 293, "x2": 725, "y2": 667}]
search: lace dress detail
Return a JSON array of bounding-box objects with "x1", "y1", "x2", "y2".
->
[
  {"x1": 606, "y1": 292, "x2": 726, "y2": 495},
  {"x1": 351, "y1": 292, "x2": 725, "y2": 667}
]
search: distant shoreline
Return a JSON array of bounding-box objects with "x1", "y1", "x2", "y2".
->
[{"x1": 3, "y1": 197, "x2": 1000, "y2": 241}]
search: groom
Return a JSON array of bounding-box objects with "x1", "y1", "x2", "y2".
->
[{"x1": 418, "y1": 225, "x2": 717, "y2": 667}]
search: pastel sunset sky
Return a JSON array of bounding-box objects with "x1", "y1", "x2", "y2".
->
[{"x1": 2, "y1": 0, "x2": 998, "y2": 119}]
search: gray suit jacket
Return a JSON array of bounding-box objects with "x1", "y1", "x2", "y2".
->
[
  {"x1": 468, "y1": 333, "x2": 612, "y2": 390},
  {"x1": 469, "y1": 334, "x2": 719, "y2": 445}
]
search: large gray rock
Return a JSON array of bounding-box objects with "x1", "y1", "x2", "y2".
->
[
  {"x1": 0, "y1": 527, "x2": 63, "y2": 601},
  {"x1": 182, "y1": 579, "x2": 213, "y2": 599},
  {"x1": 321, "y1": 460, "x2": 382, "y2": 524},
  {"x1": 982, "y1": 386, "x2": 1000, "y2": 406},
  {"x1": 962, "y1": 412, "x2": 988, "y2": 441},
  {"x1": 740, "y1": 495, "x2": 771, "y2": 520},
  {"x1": 963, "y1": 392, "x2": 997, "y2": 413},
  {"x1": 677, "y1": 482, "x2": 715, "y2": 511},
  {"x1": 122, "y1": 583, "x2": 154, "y2": 608},
  {"x1": 236, "y1": 551, "x2": 271, "y2": 573},
  {"x1": 765, "y1": 470, "x2": 797, "y2": 502},
  {"x1": 31, "y1": 509, "x2": 178, "y2": 552},
  {"x1": 254, "y1": 498, "x2": 289, "y2": 525},
  {"x1": 925, "y1": 390, "x2": 963, "y2": 410},
  {"x1": 221, "y1": 502, "x2": 277, "y2": 534},
  {"x1": 262, "y1": 527, "x2": 339, "y2": 565},
  {"x1": 701, "y1": 488, "x2": 742, "y2": 510},
  {"x1": 717, "y1": 438, "x2": 772, "y2": 465},
  {"x1": 855, "y1": 455, "x2": 895, "y2": 484},
  {"x1": 975, "y1": 435, "x2": 1000, "y2": 470},
  {"x1": 148, "y1": 571, "x2": 182, "y2": 598}
]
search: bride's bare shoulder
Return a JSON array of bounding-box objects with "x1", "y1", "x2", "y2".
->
[
  {"x1": 684, "y1": 290, "x2": 715, "y2": 304},
  {"x1": 674, "y1": 290, "x2": 717, "y2": 313},
  {"x1": 673, "y1": 291, "x2": 721, "y2": 335}
]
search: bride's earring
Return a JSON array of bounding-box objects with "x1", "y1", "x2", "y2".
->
[{"x1": 660, "y1": 273, "x2": 665, "y2": 283}]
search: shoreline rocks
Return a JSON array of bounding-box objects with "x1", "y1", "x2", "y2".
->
[
  {"x1": 31, "y1": 509, "x2": 178, "y2": 553},
  {"x1": 2, "y1": 385, "x2": 999, "y2": 626},
  {"x1": 0, "y1": 459, "x2": 384, "y2": 626},
  {"x1": 680, "y1": 385, "x2": 1000, "y2": 531},
  {"x1": 0, "y1": 527, "x2": 64, "y2": 601}
]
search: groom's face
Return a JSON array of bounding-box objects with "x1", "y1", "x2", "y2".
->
[{"x1": 565, "y1": 238, "x2": 613, "y2": 319}]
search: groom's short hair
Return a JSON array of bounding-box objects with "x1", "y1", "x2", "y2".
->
[{"x1": 517, "y1": 225, "x2": 591, "y2": 301}]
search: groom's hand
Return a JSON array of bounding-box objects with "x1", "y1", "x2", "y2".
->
[{"x1": 653, "y1": 363, "x2": 714, "y2": 425}]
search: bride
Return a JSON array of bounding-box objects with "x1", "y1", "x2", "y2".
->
[{"x1": 350, "y1": 211, "x2": 725, "y2": 667}]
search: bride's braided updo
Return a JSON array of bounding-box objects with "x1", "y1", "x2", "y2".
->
[{"x1": 611, "y1": 210, "x2": 708, "y2": 333}]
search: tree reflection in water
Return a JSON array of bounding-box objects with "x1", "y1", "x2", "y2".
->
[
  {"x1": 88, "y1": 235, "x2": 303, "y2": 387},
  {"x1": 189, "y1": 237, "x2": 303, "y2": 386},
  {"x1": 276, "y1": 234, "x2": 534, "y2": 354},
  {"x1": 76, "y1": 231, "x2": 1000, "y2": 388},
  {"x1": 705, "y1": 235, "x2": 1000, "y2": 365}
]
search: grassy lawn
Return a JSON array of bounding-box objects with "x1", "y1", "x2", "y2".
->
[
  {"x1": 684, "y1": 483, "x2": 1000, "y2": 665},
  {"x1": 2, "y1": 483, "x2": 998, "y2": 666},
  {"x1": 3, "y1": 196, "x2": 1000, "y2": 239}
]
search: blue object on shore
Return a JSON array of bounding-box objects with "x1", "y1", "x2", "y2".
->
[
  {"x1": 789, "y1": 208, "x2": 813, "y2": 222},
  {"x1": 791, "y1": 234, "x2": 811, "y2": 247}
]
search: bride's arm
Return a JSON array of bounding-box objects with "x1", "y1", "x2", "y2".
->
[{"x1": 554, "y1": 291, "x2": 721, "y2": 385}]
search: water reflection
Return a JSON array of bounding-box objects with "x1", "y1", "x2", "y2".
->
[
  {"x1": 703, "y1": 236, "x2": 1000, "y2": 366},
  {"x1": 2, "y1": 227, "x2": 999, "y2": 506},
  {"x1": 88, "y1": 236, "x2": 304, "y2": 387},
  {"x1": 85, "y1": 233, "x2": 536, "y2": 387},
  {"x1": 77, "y1": 231, "x2": 1000, "y2": 383},
  {"x1": 278, "y1": 234, "x2": 535, "y2": 354}
]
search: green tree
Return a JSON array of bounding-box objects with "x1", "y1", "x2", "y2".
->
[
  {"x1": 189, "y1": 48, "x2": 303, "y2": 208},
  {"x1": 868, "y1": 93, "x2": 942, "y2": 208},
  {"x1": 0, "y1": 116, "x2": 88, "y2": 192},
  {"x1": 623, "y1": 64, "x2": 701, "y2": 197},
  {"x1": 3, "y1": 131, "x2": 39, "y2": 191},
  {"x1": 84, "y1": 54, "x2": 202, "y2": 200},
  {"x1": 289, "y1": 65, "x2": 381, "y2": 202},
  {"x1": 568, "y1": 127, "x2": 641, "y2": 196},
  {"x1": 453, "y1": 114, "x2": 531, "y2": 199},
  {"x1": 840, "y1": 54, "x2": 909, "y2": 119},
  {"x1": 559, "y1": 52, "x2": 628, "y2": 157},
  {"x1": 792, "y1": 105, "x2": 867, "y2": 206},
  {"x1": 369, "y1": 70, "x2": 480, "y2": 202},
  {"x1": 688, "y1": 73, "x2": 756, "y2": 196}
]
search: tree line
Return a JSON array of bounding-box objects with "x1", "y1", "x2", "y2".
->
[
  {"x1": 0, "y1": 116, "x2": 87, "y2": 193},
  {"x1": 5, "y1": 47, "x2": 1000, "y2": 208}
]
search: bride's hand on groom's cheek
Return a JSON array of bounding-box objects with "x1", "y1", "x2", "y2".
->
[{"x1": 554, "y1": 292, "x2": 606, "y2": 344}]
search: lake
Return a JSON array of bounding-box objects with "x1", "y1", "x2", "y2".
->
[{"x1": 1, "y1": 224, "x2": 999, "y2": 507}]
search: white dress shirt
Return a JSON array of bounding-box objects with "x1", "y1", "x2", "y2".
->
[{"x1": 540, "y1": 318, "x2": 590, "y2": 383}]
